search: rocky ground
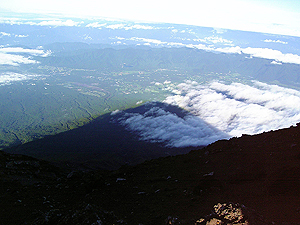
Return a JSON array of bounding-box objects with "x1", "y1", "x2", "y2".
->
[{"x1": 1, "y1": 123, "x2": 300, "y2": 224}]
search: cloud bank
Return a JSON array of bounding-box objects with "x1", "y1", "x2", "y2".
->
[
  {"x1": 86, "y1": 22, "x2": 107, "y2": 28},
  {"x1": 129, "y1": 37, "x2": 167, "y2": 45},
  {"x1": 33, "y1": 19, "x2": 81, "y2": 27},
  {"x1": 111, "y1": 34, "x2": 300, "y2": 65},
  {"x1": 113, "y1": 31, "x2": 300, "y2": 65},
  {"x1": 0, "y1": 47, "x2": 50, "y2": 57},
  {"x1": 193, "y1": 36, "x2": 233, "y2": 45},
  {"x1": 0, "y1": 72, "x2": 39, "y2": 85},
  {"x1": 105, "y1": 23, "x2": 156, "y2": 30},
  {"x1": 117, "y1": 81, "x2": 300, "y2": 148},
  {"x1": 117, "y1": 105, "x2": 229, "y2": 147},
  {"x1": 242, "y1": 47, "x2": 300, "y2": 64},
  {"x1": 0, "y1": 32, "x2": 11, "y2": 37},
  {"x1": 165, "y1": 81, "x2": 300, "y2": 137},
  {"x1": 264, "y1": 39, "x2": 288, "y2": 45},
  {"x1": 0, "y1": 52, "x2": 38, "y2": 66},
  {"x1": 0, "y1": 47, "x2": 50, "y2": 66},
  {"x1": 192, "y1": 44, "x2": 300, "y2": 65}
]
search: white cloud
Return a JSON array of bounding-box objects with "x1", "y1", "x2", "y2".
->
[
  {"x1": 86, "y1": 22, "x2": 107, "y2": 28},
  {"x1": 106, "y1": 24, "x2": 126, "y2": 29},
  {"x1": 0, "y1": 47, "x2": 50, "y2": 57},
  {"x1": 194, "y1": 36, "x2": 233, "y2": 45},
  {"x1": 0, "y1": 18, "x2": 23, "y2": 25},
  {"x1": 112, "y1": 36, "x2": 185, "y2": 48},
  {"x1": 114, "y1": 36, "x2": 125, "y2": 40},
  {"x1": 113, "y1": 34, "x2": 300, "y2": 64},
  {"x1": 165, "y1": 81, "x2": 300, "y2": 137},
  {"x1": 0, "y1": 32, "x2": 11, "y2": 37},
  {"x1": 15, "y1": 34, "x2": 28, "y2": 38},
  {"x1": 111, "y1": 109, "x2": 122, "y2": 115},
  {"x1": 118, "y1": 105, "x2": 229, "y2": 147},
  {"x1": 264, "y1": 39, "x2": 288, "y2": 44},
  {"x1": 214, "y1": 46, "x2": 242, "y2": 54},
  {"x1": 117, "y1": 80, "x2": 300, "y2": 148},
  {"x1": 242, "y1": 47, "x2": 300, "y2": 64},
  {"x1": 130, "y1": 24, "x2": 155, "y2": 30},
  {"x1": 0, "y1": 47, "x2": 51, "y2": 65},
  {"x1": 167, "y1": 42, "x2": 186, "y2": 47},
  {"x1": 213, "y1": 28, "x2": 227, "y2": 34},
  {"x1": 271, "y1": 60, "x2": 282, "y2": 65},
  {"x1": 79, "y1": 25, "x2": 298, "y2": 64},
  {"x1": 190, "y1": 44, "x2": 300, "y2": 65},
  {"x1": 36, "y1": 19, "x2": 81, "y2": 27},
  {"x1": 129, "y1": 37, "x2": 166, "y2": 45},
  {"x1": 188, "y1": 44, "x2": 214, "y2": 52},
  {"x1": 5, "y1": 19, "x2": 80, "y2": 27},
  {"x1": 105, "y1": 23, "x2": 155, "y2": 30},
  {"x1": 0, "y1": 72, "x2": 39, "y2": 85},
  {"x1": 0, "y1": 52, "x2": 38, "y2": 66}
]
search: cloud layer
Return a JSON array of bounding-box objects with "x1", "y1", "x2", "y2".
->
[
  {"x1": 0, "y1": 72, "x2": 39, "y2": 85},
  {"x1": 117, "y1": 81, "x2": 300, "y2": 148},
  {"x1": 165, "y1": 81, "x2": 300, "y2": 137},
  {"x1": 111, "y1": 34, "x2": 300, "y2": 65},
  {"x1": 193, "y1": 44, "x2": 300, "y2": 65},
  {"x1": 0, "y1": 47, "x2": 50, "y2": 56},
  {"x1": 0, "y1": 47, "x2": 50, "y2": 66},
  {"x1": 0, "y1": 53, "x2": 38, "y2": 66},
  {"x1": 117, "y1": 105, "x2": 229, "y2": 147}
]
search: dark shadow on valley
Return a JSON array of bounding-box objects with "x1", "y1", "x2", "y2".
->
[{"x1": 3, "y1": 102, "x2": 228, "y2": 171}]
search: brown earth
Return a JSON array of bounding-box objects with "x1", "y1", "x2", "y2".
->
[{"x1": 1, "y1": 123, "x2": 300, "y2": 224}]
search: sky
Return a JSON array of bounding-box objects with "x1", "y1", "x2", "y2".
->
[{"x1": 1, "y1": 0, "x2": 300, "y2": 36}]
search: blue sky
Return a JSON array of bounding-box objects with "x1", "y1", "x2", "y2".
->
[{"x1": 0, "y1": 0, "x2": 300, "y2": 36}]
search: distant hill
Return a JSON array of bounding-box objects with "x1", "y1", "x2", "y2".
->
[
  {"x1": 39, "y1": 46, "x2": 300, "y2": 88},
  {"x1": 2, "y1": 118, "x2": 300, "y2": 224}
]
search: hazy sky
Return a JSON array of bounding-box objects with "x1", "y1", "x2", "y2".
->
[{"x1": 1, "y1": 0, "x2": 300, "y2": 36}]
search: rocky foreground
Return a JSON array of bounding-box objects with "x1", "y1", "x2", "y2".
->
[{"x1": 2, "y1": 123, "x2": 300, "y2": 224}]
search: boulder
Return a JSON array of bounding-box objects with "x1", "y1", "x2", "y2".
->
[{"x1": 195, "y1": 203, "x2": 273, "y2": 225}]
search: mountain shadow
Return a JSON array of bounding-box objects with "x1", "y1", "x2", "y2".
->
[{"x1": 4, "y1": 102, "x2": 227, "y2": 170}]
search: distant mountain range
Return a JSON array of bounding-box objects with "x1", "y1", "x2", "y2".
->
[{"x1": 39, "y1": 46, "x2": 300, "y2": 87}]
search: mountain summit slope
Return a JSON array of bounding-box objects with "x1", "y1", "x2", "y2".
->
[{"x1": 1, "y1": 123, "x2": 300, "y2": 224}]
